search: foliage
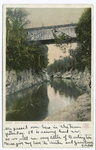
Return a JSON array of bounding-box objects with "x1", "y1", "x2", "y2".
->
[
  {"x1": 50, "y1": 8, "x2": 91, "y2": 73},
  {"x1": 69, "y1": 46, "x2": 85, "y2": 71},
  {"x1": 47, "y1": 56, "x2": 74, "y2": 74},
  {"x1": 75, "y1": 8, "x2": 91, "y2": 71},
  {"x1": 39, "y1": 45, "x2": 49, "y2": 69},
  {"x1": 6, "y1": 8, "x2": 48, "y2": 72},
  {"x1": 52, "y1": 31, "x2": 72, "y2": 53}
]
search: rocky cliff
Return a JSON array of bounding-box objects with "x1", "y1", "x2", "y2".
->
[
  {"x1": 52, "y1": 68, "x2": 91, "y2": 92},
  {"x1": 6, "y1": 68, "x2": 50, "y2": 95}
]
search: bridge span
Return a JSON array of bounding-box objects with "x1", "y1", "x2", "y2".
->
[{"x1": 26, "y1": 23, "x2": 77, "y2": 44}]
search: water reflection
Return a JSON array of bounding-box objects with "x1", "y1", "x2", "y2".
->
[
  {"x1": 47, "y1": 78, "x2": 83, "y2": 115},
  {"x1": 50, "y1": 78, "x2": 82, "y2": 99},
  {"x1": 6, "y1": 83, "x2": 49, "y2": 121},
  {"x1": 6, "y1": 78, "x2": 83, "y2": 121}
]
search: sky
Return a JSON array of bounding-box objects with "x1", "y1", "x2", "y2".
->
[
  {"x1": 25, "y1": 8, "x2": 84, "y2": 28},
  {"x1": 24, "y1": 8, "x2": 84, "y2": 64},
  {"x1": 47, "y1": 43, "x2": 78, "y2": 65}
]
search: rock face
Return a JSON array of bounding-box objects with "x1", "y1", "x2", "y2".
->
[
  {"x1": 44, "y1": 93, "x2": 91, "y2": 121},
  {"x1": 53, "y1": 68, "x2": 91, "y2": 92},
  {"x1": 71, "y1": 69, "x2": 91, "y2": 92},
  {"x1": 53, "y1": 72, "x2": 62, "y2": 78},
  {"x1": 6, "y1": 68, "x2": 50, "y2": 95}
]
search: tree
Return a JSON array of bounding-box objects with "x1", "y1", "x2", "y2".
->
[
  {"x1": 6, "y1": 8, "x2": 30, "y2": 70},
  {"x1": 69, "y1": 47, "x2": 85, "y2": 71},
  {"x1": 6, "y1": 8, "x2": 49, "y2": 72},
  {"x1": 52, "y1": 30, "x2": 72, "y2": 53},
  {"x1": 75, "y1": 8, "x2": 91, "y2": 71},
  {"x1": 39, "y1": 45, "x2": 49, "y2": 68},
  {"x1": 52, "y1": 8, "x2": 91, "y2": 72}
]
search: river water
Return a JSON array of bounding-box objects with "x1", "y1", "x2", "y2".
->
[{"x1": 6, "y1": 78, "x2": 83, "y2": 121}]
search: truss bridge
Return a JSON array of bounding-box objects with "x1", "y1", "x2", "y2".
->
[{"x1": 26, "y1": 23, "x2": 77, "y2": 44}]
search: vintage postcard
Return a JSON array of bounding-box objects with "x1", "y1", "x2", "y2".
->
[{"x1": 3, "y1": 4, "x2": 94, "y2": 148}]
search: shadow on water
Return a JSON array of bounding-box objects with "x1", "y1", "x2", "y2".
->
[
  {"x1": 50, "y1": 78, "x2": 83, "y2": 100},
  {"x1": 6, "y1": 83, "x2": 49, "y2": 121},
  {"x1": 6, "y1": 78, "x2": 83, "y2": 121}
]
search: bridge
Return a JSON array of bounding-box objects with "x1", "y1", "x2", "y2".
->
[{"x1": 26, "y1": 23, "x2": 77, "y2": 44}]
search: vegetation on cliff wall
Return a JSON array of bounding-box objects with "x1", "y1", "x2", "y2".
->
[{"x1": 6, "y1": 8, "x2": 48, "y2": 72}]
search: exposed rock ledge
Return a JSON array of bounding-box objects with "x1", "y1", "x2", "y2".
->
[
  {"x1": 43, "y1": 93, "x2": 91, "y2": 121},
  {"x1": 51, "y1": 68, "x2": 91, "y2": 92},
  {"x1": 6, "y1": 68, "x2": 50, "y2": 95}
]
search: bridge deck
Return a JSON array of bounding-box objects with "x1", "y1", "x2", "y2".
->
[{"x1": 26, "y1": 23, "x2": 77, "y2": 44}]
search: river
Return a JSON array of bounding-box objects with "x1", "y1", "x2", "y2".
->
[{"x1": 6, "y1": 78, "x2": 84, "y2": 121}]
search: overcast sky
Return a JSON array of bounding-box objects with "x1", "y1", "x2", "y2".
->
[
  {"x1": 25, "y1": 8, "x2": 84, "y2": 28},
  {"x1": 24, "y1": 8, "x2": 85, "y2": 64}
]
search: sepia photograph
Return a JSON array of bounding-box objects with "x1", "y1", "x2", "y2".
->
[{"x1": 5, "y1": 6, "x2": 92, "y2": 122}]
